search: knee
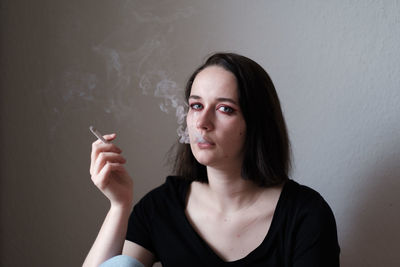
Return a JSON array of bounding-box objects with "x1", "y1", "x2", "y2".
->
[{"x1": 99, "y1": 255, "x2": 145, "y2": 267}]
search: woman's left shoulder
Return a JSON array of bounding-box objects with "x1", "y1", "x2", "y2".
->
[{"x1": 283, "y1": 179, "x2": 335, "y2": 216}]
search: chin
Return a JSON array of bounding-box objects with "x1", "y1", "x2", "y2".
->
[
  {"x1": 193, "y1": 156, "x2": 212, "y2": 166},
  {"x1": 192, "y1": 152, "x2": 215, "y2": 166}
]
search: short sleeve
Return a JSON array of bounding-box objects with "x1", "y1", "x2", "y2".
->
[
  {"x1": 126, "y1": 194, "x2": 156, "y2": 254},
  {"x1": 292, "y1": 193, "x2": 340, "y2": 267}
]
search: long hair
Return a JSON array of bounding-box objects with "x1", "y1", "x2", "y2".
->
[{"x1": 172, "y1": 52, "x2": 291, "y2": 187}]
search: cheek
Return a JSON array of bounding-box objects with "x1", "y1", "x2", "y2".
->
[
  {"x1": 186, "y1": 113, "x2": 197, "y2": 142},
  {"x1": 235, "y1": 125, "x2": 247, "y2": 147},
  {"x1": 221, "y1": 126, "x2": 246, "y2": 149},
  {"x1": 237, "y1": 130, "x2": 246, "y2": 145},
  {"x1": 186, "y1": 114, "x2": 194, "y2": 131},
  {"x1": 186, "y1": 111, "x2": 197, "y2": 126}
]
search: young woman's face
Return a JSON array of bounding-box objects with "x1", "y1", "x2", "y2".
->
[{"x1": 187, "y1": 66, "x2": 246, "y2": 169}]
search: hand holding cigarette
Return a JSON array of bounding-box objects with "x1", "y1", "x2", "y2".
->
[
  {"x1": 90, "y1": 126, "x2": 111, "y2": 144},
  {"x1": 89, "y1": 126, "x2": 133, "y2": 208}
]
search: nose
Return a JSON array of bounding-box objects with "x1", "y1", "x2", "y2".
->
[{"x1": 196, "y1": 108, "x2": 214, "y2": 131}]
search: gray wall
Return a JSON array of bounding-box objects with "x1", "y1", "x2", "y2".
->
[{"x1": 1, "y1": 0, "x2": 399, "y2": 266}]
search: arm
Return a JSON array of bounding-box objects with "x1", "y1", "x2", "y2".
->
[
  {"x1": 83, "y1": 133, "x2": 155, "y2": 267},
  {"x1": 122, "y1": 240, "x2": 156, "y2": 266},
  {"x1": 83, "y1": 205, "x2": 132, "y2": 267}
]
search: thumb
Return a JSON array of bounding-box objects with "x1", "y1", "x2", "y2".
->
[{"x1": 104, "y1": 133, "x2": 117, "y2": 142}]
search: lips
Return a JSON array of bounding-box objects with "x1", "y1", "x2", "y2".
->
[
  {"x1": 197, "y1": 142, "x2": 215, "y2": 149},
  {"x1": 196, "y1": 135, "x2": 214, "y2": 144},
  {"x1": 195, "y1": 135, "x2": 215, "y2": 148}
]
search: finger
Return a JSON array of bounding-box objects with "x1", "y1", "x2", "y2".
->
[
  {"x1": 104, "y1": 133, "x2": 117, "y2": 142},
  {"x1": 93, "y1": 162, "x2": 127, "y2": 190},
  {"x1": 92, "y1": 141, "x2": 122, "y2": 155},
  {"x1": 92, "y1": 152, "x2": 126, "y2": 177},
  {"x1": 92, "y1": 152, "x2": 126, "y2": 176},
  {"x1": 90, "y1": 141, "x2": 122, "y2": 174},
  {"x1": 91, "y1": 144, "x2": 122, "y2": 173},
  {"x1": 92, "y1": 162, "x2": 113, "y2": 190},
  {"x1": 92, "y1": 133, "x2": 117, "y2": 144}
]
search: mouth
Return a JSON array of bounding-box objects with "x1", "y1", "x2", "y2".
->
[
  {"x1": 195, "y1": 135, "x2": 215, "y2": 148},
  {"x1": 195, "y1": 135, "x2": 213, "y2": 144},
  {"x1": 197, "y1": 142, "x2": 214, "y2": 149},
  {"x1": 190, "y1": 131, "x2": 215, "y2": 147}
]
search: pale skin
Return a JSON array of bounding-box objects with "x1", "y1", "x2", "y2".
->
[
  {"x1": 83, "y1": 66, "x2": 283, "y2": 266},
  {"x1": 185, "y1": 66, "x2": 283, "y2": 261},
  {"x1": 83, "y1": 135, "x2": 155, "y2": 267}
]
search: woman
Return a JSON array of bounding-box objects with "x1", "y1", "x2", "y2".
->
[{"x1": 84, "y1": 53, "x2": 340, "y2": 267}]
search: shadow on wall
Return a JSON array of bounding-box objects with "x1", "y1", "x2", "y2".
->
[{"x1": 342, "y1": 146, "x2": 400, "y2": 266}]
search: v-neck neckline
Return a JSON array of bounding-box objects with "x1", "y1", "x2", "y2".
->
[{"x1": 177, "y1": 180, "x2": 290, "y2": 265}]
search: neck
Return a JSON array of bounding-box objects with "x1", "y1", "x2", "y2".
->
[{"x1": 203, "y1": 166, "x2": 263, "y2": 214}]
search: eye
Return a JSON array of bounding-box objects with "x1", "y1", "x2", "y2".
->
[
  {"x1": 217, "y1": 105, "x2": 235, "y2": 114},
  {"x1": 189, "y1": 103, "x2": 203, "y2": 110}
]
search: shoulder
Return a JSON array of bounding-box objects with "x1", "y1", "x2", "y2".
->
[
  {"x1": 146, "y1": 176, "x2": 190, "y2": 197},
  {"x1": 278, "y1": 179, "x2": 339, "y2": 243},
  {"x1": 283, "y1": 180, "x2": 333, "y2": 215},
  {"x1": 136, "y1": 176, "x2": 190, "y2": 209},
  {"x1": 126, "y1": 176, "x2": 191, "y2": 243}
]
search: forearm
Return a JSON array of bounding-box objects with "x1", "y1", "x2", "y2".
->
[{"x1": 83, "y1": 204, "x2": 132, "y2": 267}]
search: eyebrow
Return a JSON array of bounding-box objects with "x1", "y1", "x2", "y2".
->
[{"x1": 188, "y1": 95, "x2": 238, "y2": 105}]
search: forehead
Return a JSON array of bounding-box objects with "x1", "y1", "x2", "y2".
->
[{"x1": 190, "y1": 66, "x2": 238, "y2": 99}]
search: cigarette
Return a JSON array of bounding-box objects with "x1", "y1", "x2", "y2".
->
[{"x1": 89, "y1": 126, "x2": 110, "y2": 144}]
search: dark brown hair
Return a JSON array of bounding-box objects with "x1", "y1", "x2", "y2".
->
[{"x1": 173, "y1": 52, "x2": 291, "y2": 187}]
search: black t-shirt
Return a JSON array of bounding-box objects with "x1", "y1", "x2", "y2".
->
[{"x1": 126, "y1": 176, "x2": 340, "y2": 266}]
